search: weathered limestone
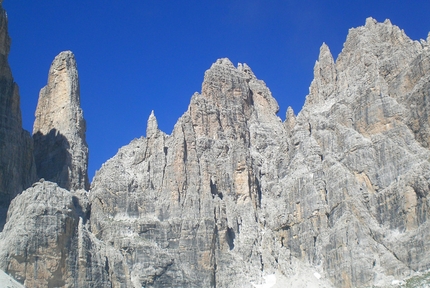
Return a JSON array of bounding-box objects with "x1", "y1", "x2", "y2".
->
[
  {"x1": 33, "y1": 51, "x2": 89, "y2": 191},
  {"x1": 0, "y1": 2, "x2": 36, "y2": 230},
  {"x1": 87, "y1": 58, "x2": 298, "y2": 287},
  {"x1": 1, "y1": 15, "x2": 430, "y2": 288},
  {"x1": 292, "y1": 17, "x2": 430, "y2": 287},
  {"x1": 0, "y1": 180, "x2": 122, "y2": 287},
  {"x1": 87, "y1": 19, "x2": 430, "y2": 287}
]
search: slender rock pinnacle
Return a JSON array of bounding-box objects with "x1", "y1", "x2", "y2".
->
[{"x1": 33, "y1": 51, "x2": 89, "y2": 191}]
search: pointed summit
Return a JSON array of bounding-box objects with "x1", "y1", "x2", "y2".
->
[
  {"x1": 213, "y1": 58, "x2": 234, "y2": 68},
  {"x1": 306, "y1": 43, "x2": 337, "y2": 105},
  {"x1": 33, "y1": 51, "x2": 89, "y2": 191},
  {"x1": 237, "y1": 63, "x2": 256, "y2": 79},
  {"x1": 284, "y1": 106, "x2": 296, "y2": 134},
  {"x1": 315, "y1": 43, "x2": 336, "y2": 86},
  {"x1": 146, "y1": 110, "x2": 159, "y2": 138},
  {"x1": 33, "y1": 51, "x2": 82, "y2": 135},
  {"x1": 365, "y1": 17, "x2": 377, "y2": 28},
  {"x1": 317, "y1": 43, "x2": 335, "y2": 72}
]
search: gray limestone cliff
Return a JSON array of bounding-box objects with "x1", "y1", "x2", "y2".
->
[
  {"x1": 0, "y1": 2, "x2": 36, "y2": 230},
  {"x1": 33, "y1": 51, "x2": 89, "y2": 191},
  {"x1": 86, "y1": 19, "x2": 430, "y2": 287},
  {"x1": 1, "y1": 16, "x2": 430, "y2": 288},
  {"x1": 0, "y1": 180, "x2": 115, "y2": 287}
]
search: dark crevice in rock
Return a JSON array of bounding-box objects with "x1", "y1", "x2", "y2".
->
[
  {"x1": 85, "y1": 203, "x2": 91, "y2": 223},
  {"x1": 260, "y1": 254, "x2": 264, "y2": 271},
  {"x1": 72, "y1": 195, "x2": 88, "y2": 224},
  {"x1": 183, "y1": 137, "x2": 188, "y2": 163},
  {"x1": 210, "y1": 179, "x2": 223, "y2": 200},
  {"x1": 256, "y1": 176, "x2": 262, "y2": 208},
  {"x1": 226, "y1": 227, "x2": 235, "y2": 250},
  {"x1": 104, "y1": 257, "x2": 109, "y2": 276},
  {"x1": 152, "y1": 261, "x2": 174, "y2": 286},
  {"x1": 211, "y1": 207, "x2": 219, "y2": 288}
]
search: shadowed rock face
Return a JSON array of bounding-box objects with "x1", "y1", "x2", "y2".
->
[
  {"x1": 1, "y1": 15, "x2": 430, "y2": 288},
  {"x1": 0, "y1": 2, "x2": 36, "y2": 230},
  {"x1": 33, "y1": 51, "x2": 89, "y2": 191}
]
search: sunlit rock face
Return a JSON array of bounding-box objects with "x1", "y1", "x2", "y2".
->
[
  {"x1": 88, "y1": 58, "x2": 294, "y2": 287},
  {"x1": 33, "y1": 51, "x2": 89, "y2": 191},
  {"x1": 1, "y1": 13, "x2": 430, "y2": 288},
  {"x1": 286, "y1": 17, "x2": 430, "y2": 287},
  {"x1": 87, "y1": 18, "x2": 430, "y2": 287},
  {"x1": 0, "y1": 2, "x2": 36, "y2": 230}
]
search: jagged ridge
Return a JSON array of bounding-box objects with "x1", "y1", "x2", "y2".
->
[{"x1": 0, "y1": 13, "x2": 430, "y2": 288}]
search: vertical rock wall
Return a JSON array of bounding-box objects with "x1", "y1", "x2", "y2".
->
[
  {"x1": 87, "y1": 19, "x2": 430, "y2": 287},
  {"x1": 0, "y1": 2, "x2": 35, "y2": 230},
  {"x1": 33, "y1": 51, "x2": 89, "y2": 191}
]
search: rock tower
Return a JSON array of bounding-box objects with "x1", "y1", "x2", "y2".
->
[{"x1": 33, "y1": 51, "x2": 89, "y2": 191}]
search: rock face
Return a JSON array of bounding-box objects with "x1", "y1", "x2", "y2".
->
[
  {"x1": 1, "y1": 16, "x2": 430, "y2": 288},
  {"x1": 0, "y1": 2, "x2": 36, "y2": 230},
  {"x1": 33, "y1": 51, "x2": 89, "y2": 191},
  {"x1": 276, "y1": 18, "x2": 430, "y2": 287},
  {"x1": 88, "y1": 59, "x2": 292, "y2": 287},
  {"x1": 87, "y1": 19, "x2": 430, "y2": 287},
  {"x1": 0, "y1": 180, "x2": 117, "y2": 287}
]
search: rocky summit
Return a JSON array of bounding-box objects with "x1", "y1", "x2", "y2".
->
[
  {"x1": 33, "y1": 51, "x2": 89, "y2": 191},
  {"x1": 0, "y1": 2, "x2": 429, "y2": 287}
]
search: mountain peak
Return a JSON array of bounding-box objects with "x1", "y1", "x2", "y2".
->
[
  {"x1": 33, "y1": 51, "x2": 89, "y2": 191},
  {"x1": 1, "y1": 15, "x2": 430, "y2": 288},
  {"x1": 146, "y1": 110, "x2": 159, "y2": 138}
]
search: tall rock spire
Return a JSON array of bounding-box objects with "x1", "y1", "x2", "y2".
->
[
  {"x1": 306, "y1": 42, "x2": 336, "y2": 106},
  {"x1": 33, "y1": 51, "x2": 89, "y2": 191},
  {"x1": 0, "y1": 2, "x2": 36, "y2": 229}
]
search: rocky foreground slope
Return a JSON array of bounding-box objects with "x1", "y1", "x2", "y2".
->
[{"x1": 0, "y1": 3, "x2": 429, "y2": 287}]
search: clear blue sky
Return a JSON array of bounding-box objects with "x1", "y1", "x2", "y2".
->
[{"x1": 3, "y1": 1, "x2": 430, "y2": 181}]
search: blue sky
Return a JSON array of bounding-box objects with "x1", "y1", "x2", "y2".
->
[{"x1": 3, "y1": 1, "x2": 430, "y2": 181}]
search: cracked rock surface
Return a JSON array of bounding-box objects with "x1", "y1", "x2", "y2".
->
[
  {"x1": 86, "y1": 19, "x2": 430, "y2": 287},
  {"x1": 33, "y1": 51, "x2": 89, "y2": 191},
  {"x1": 0, "y1": 3, "x2": 36, "y2": 230},
  {"x1": 1, "y1": 16, "x2": 430, "y2": 288}
]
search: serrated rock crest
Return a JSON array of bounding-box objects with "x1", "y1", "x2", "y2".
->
[{"x1": 1, "y1": 16, "x2": 430, "y2": 288}]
